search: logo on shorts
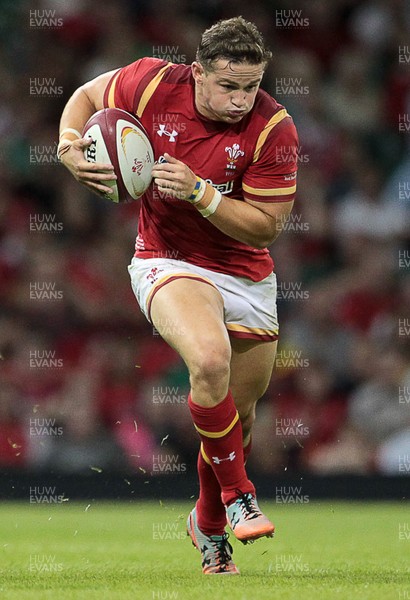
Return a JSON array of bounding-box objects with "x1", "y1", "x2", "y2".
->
[
  {"x1": 147, "y1": 267, "x2": 164, "y2": 284},
  {"x1": 225, "y1": 143, "x2": 245, "y2": 170}
]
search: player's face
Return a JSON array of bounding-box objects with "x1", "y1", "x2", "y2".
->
[{"x1": 192, "y1": 60, "x2": 264, "y2": 123}]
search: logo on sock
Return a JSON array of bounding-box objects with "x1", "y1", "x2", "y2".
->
[{"x1": 212, "y1": 451, "x2": 236, "y2": 464}]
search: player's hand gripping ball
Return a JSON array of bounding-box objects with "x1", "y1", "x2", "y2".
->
[{"x1": 82, "y1": 108, "x2": 154, "y2": 203}]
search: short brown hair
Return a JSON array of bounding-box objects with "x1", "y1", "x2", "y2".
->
[{"x1": 196, "y1": 16, "x2": 272, "y2": 71}]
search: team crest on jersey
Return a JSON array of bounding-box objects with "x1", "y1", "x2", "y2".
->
[{"x1": 225, "y1": 143, "x2": 245, "y2": 170}]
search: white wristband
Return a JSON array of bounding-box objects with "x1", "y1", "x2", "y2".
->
[
  {"x1": 197, "y1": 189, "x2": 222, "y2": 218},
  {"x1": 59, "y1": 128, "x2": 82, "y2": 139}
]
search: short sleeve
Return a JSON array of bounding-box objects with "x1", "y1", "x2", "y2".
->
[
  {"x1": 103, "y1": 57, "x2": 170, "y2": 116},
  {"x1": 242, "y1": 115, "x2": 299, "y2": 203}
]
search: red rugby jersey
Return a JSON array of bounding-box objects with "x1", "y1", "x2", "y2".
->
[{"x1": 103, "y1": 58, "x2": 298, "y2": 281}]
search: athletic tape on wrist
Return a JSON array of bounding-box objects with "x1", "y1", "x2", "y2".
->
[
  {"x1": 187, "y1": 177, "x2": 206, "y2": 204},
  {"x1": 59, "y1": 128, "x2": 82, "y2": 139},
  {"x1": 188, "y1": 177, "x2": 201, "y2": 201},
  {"x1": 197, "y1": 188, "x2": 222, "y2": 218}
]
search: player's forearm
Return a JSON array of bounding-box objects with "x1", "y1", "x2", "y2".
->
[
  {"x1": 57, "y1": 73, "x2": 118, "y2": 195},
  {"x1": 150, "y1": 157, "x2": 294, "y2": 248},
  {"x1": 59, "y1": 86, "x2": 96, "y2": 137},
  {"x1": 201, "y1": 195, "x2": 287, "y2": 249},
  {"x1": 59, "y1": 70, "x2": 116, "y2": 138}
]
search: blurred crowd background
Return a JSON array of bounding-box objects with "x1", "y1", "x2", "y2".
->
[{"x1": 0, "y1": 0, "x2": 409, "y2": 479}]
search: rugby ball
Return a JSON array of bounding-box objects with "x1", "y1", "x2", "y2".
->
[{"x1": 83, "y1": 108, "x2": 154, "y2": 203}]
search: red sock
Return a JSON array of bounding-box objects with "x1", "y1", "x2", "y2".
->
[
  {"x1": 188, "y1": 390, "x2": 255, "y2": 506},
  {"x1": 196, "y1": 436, "x2": 253, "y2": 535},
  {"x1": 196, "y1": 446, "x2": 226, "y2": 535}
]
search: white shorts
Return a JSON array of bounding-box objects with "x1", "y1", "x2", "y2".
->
[{"x1": 128, "y1": 257, "x2": 278, "y2": 342}]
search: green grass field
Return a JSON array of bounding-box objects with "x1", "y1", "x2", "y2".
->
[{"x1": 0, "y1": 501, "x2": 408, "y2": 600}]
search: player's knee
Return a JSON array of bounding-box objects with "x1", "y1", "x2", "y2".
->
[{"x1": 189, "y1": 345, "x2": 231, "y2": 392}]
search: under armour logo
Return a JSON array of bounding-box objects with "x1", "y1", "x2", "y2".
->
[
  {"x1": 157, "y1": 124, "x2": 178, "y2": 142},
  {"x1": 212, "y1": 451, "x2": 236, "y2": 464}
]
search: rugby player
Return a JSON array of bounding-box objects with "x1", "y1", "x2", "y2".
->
[{"x1": 58, "y1": 16, "x2": 298, "y2": 575}]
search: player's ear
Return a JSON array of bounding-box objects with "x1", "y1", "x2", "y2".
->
[{"x1": 192, "y1": 62, "x2": 205, "y2": 84}]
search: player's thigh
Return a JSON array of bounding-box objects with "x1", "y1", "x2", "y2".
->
[
  {"x1": 229, "y1": 337, "x2": 277, "y2": 415},
  {"x1": 150, "y1": 277, "x2": 231, "y2": 372}
]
